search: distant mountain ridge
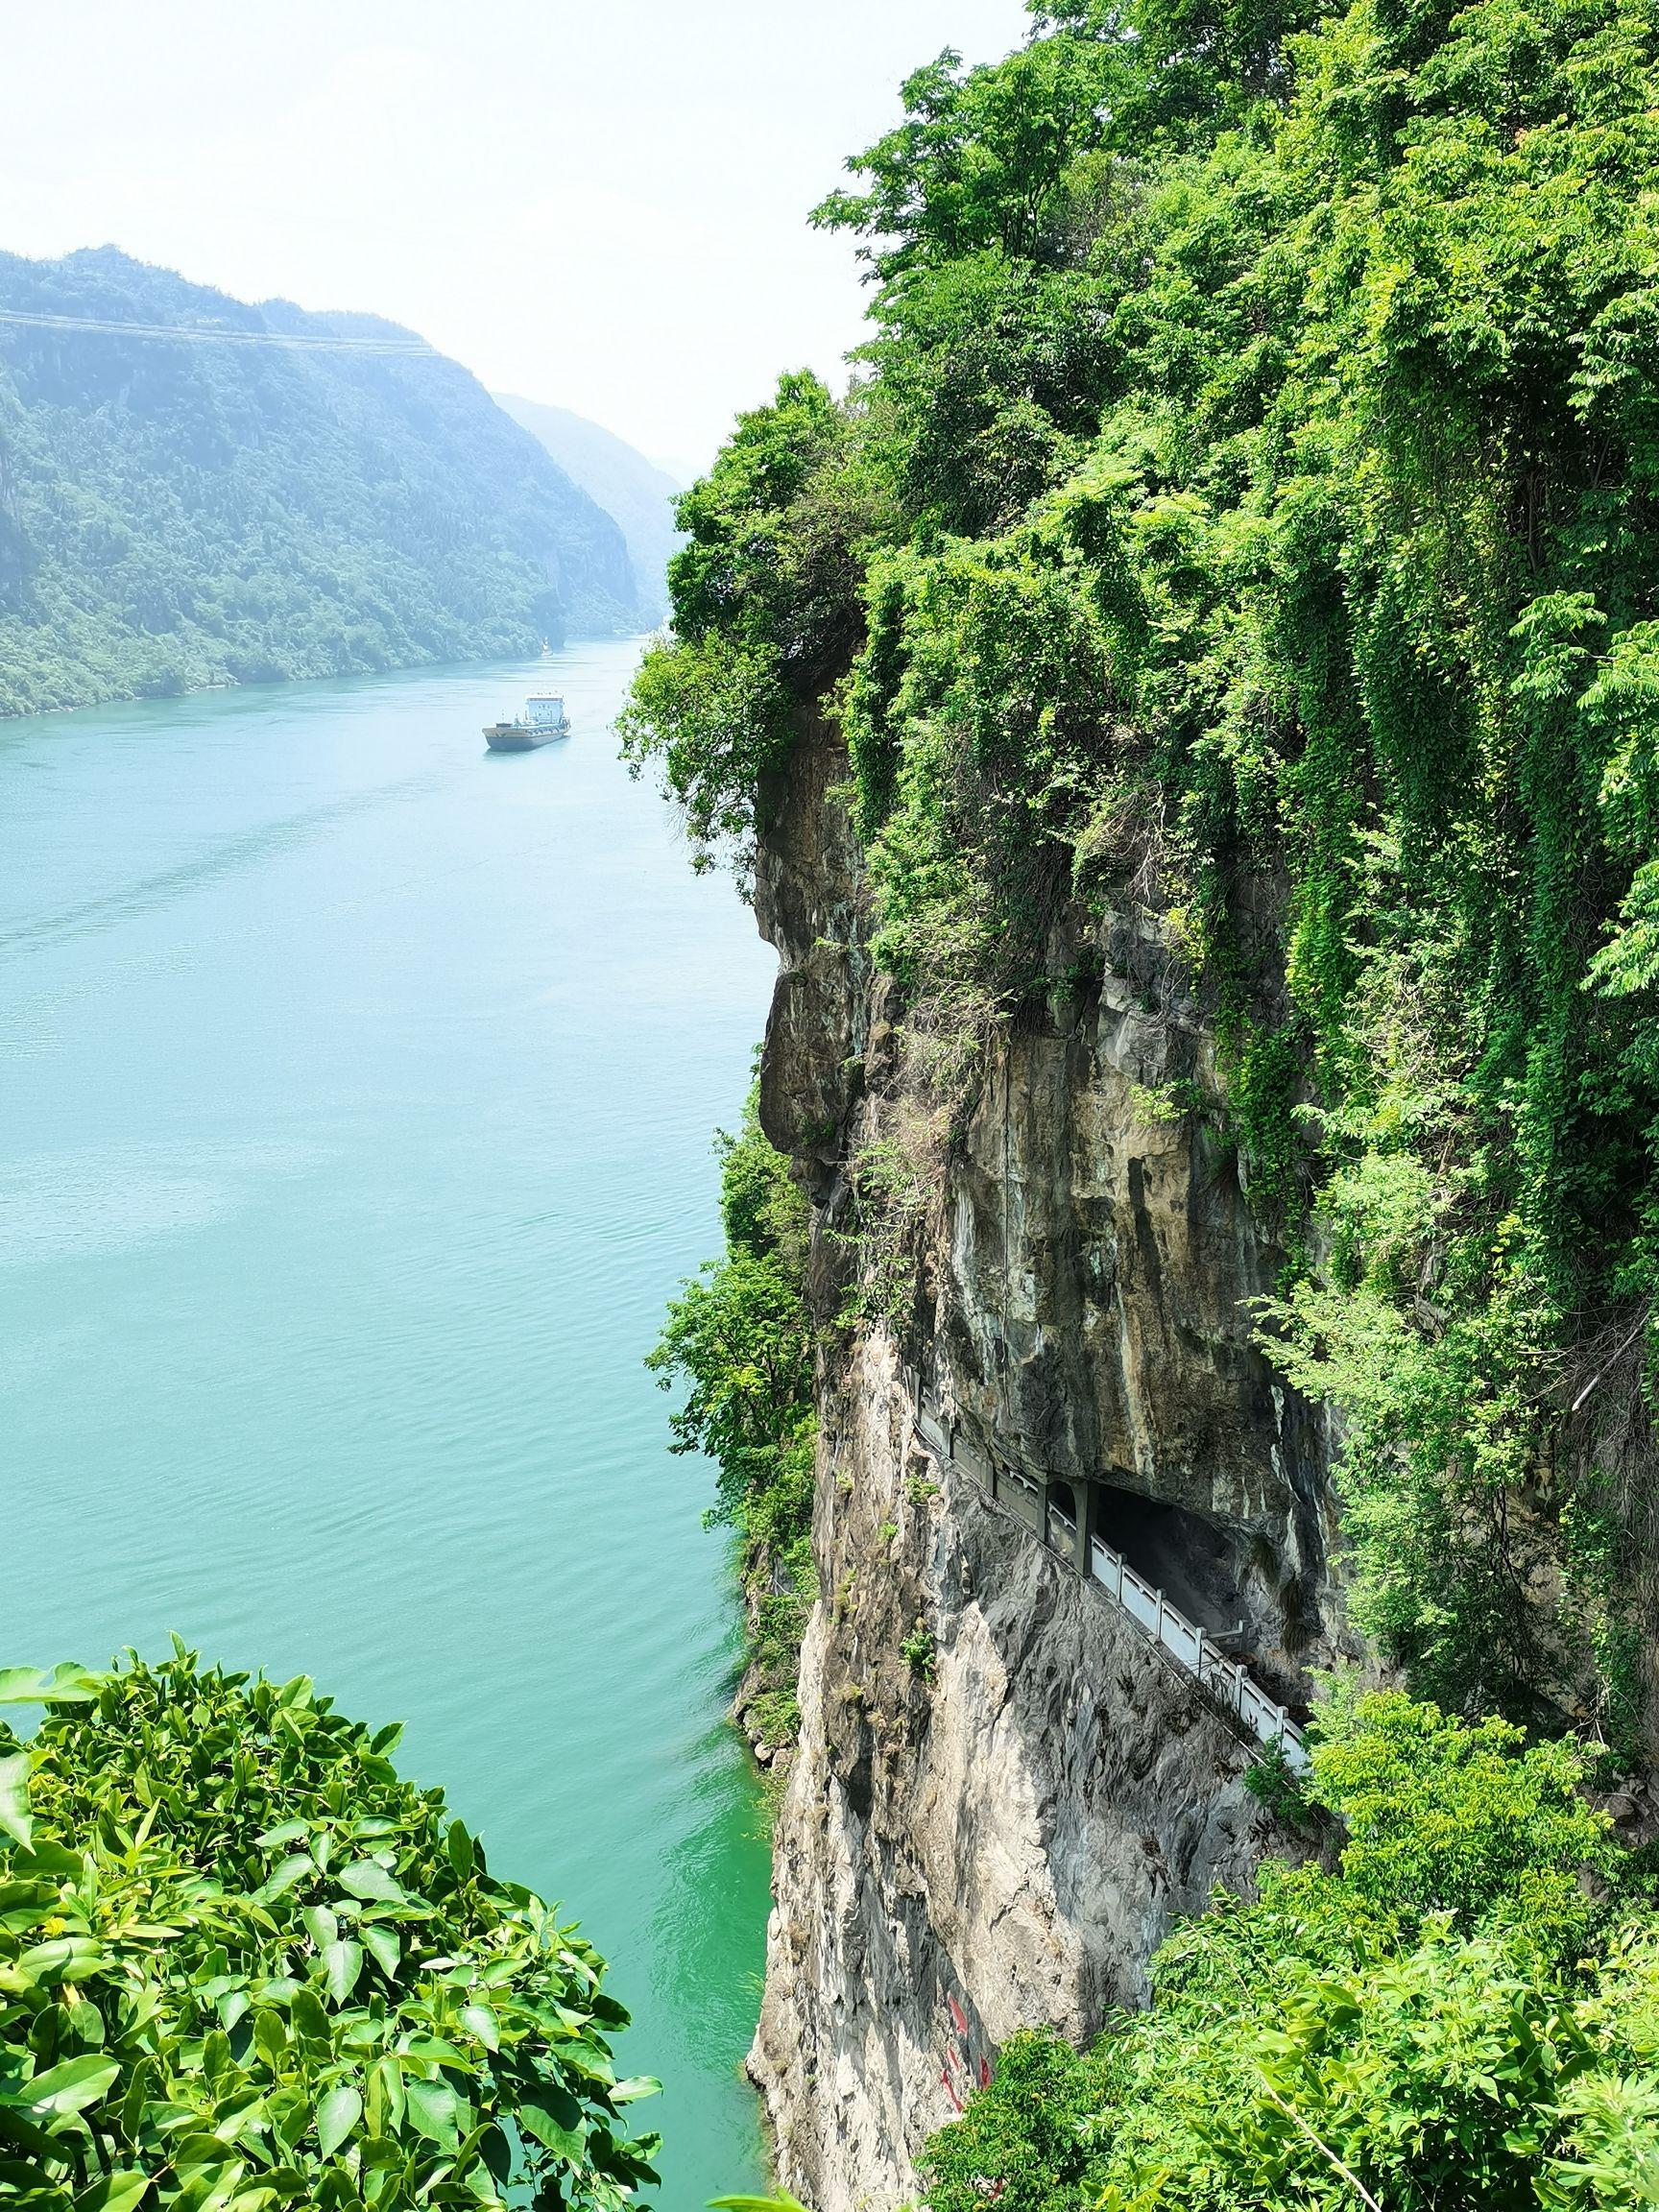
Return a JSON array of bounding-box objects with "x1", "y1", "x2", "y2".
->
[
  {"x1": 496, "y1": 394, "x2": 682, "y2": 623},
  {"x1": 0, "y1": 247, "x2": 647, "y2": 717}
]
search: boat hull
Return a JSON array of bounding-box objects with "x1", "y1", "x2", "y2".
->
[{"x1": 484, "y1": 723, "x2": 566, "y2": 752}]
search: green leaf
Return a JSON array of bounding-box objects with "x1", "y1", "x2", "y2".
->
[
  {"x1": 361, "y1": 1924, "x2": 399, "y2": 1979},
  {"x1": 611, "y1": 2077, "x2": 661, "y2": 2104},
  {"x1": 0, "y1": 1752, "x2": 33, "y2": 1850},
  {"x1": 315, "y1": 2082, "x2": 362, "y2": 2160},
  {"x1": 397, "y1": 2035, "x2": 469, "y2": 2067},
  {"x1": 517, "y1": 2081, "x2": 583, "y2": 2158},
  {"x1": 709, "y1": 2197, "x2": 812, "y2": 2212},
  {"x1": 0, "y1": 2104, "x2": 57, "y2": 2160},
  {"x1": 403, "y1": 2077, "x2": 460, "y2": 2150},
  {"x1": 290, "y1": 1987, "x2": 330, "y2": 2045},
  {"x1": 337, "y1": 1860, "x2": 406, "y2": 1904},
  {"x1": 24, "y1": 2054, "x2": 122, "y2": 2116},
  {"x1": 459, "y1": 2003, "x2": 499, "y2": 2053},
  {"x1": 445, "y1": 1821, "x2": 475, "y2": 1882},
  {"x1": 256, "y1": 1819, "x2": 310, "y2": 1850},
  {"x1": 17, "y1": 1936, "x2": 104, "y2": 1984},
  {"x1": 75, "y1": 2172, "x2": 152, "y2": 2212},
  {"x1": 120, "y1": 2059, "x2": 155, "y2": 2147},
  {"x1": 367, "y1": 2056, "x2": 404, "y2": 2136},
  {"x1": 517, "y1": 2104, "x2": 581, "y2": 2157},
  {"x1": 252, "y1": 1853, "x2": 312, "y2": 1906},
  {"x1": 321, "y1": 1939, "x2": 363, "y2": 2005},
  {"x1": 301, "y1": 1905, "x2": 338, "y2": 1952},
  {"x1": 0, "y1": 1664, "x2": 100, "y2": 1706},
  {"x1": 12, "y1": 1841, "x2": 80, "y2": 1880}
]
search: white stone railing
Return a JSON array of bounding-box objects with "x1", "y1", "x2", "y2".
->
[
  {"x1": 1087, "y1": 1529, "x2": 1308, "y2": 1770},
  {"x1": 902, "y1": 1368, "x2": 1310, "y2": 1772}
]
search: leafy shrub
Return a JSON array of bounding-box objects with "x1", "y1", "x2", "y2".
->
[
  {"x1": 1310, "y1": 1685, "x2": 1613, "y2": 1945},
  {"x1": 649, "y1": 1089, "x2": 817, "y2": 1743},
  {"x1": 921, "y1": 2031, "x2": 1097, "y2": 2212},
  {"x1": 923, "y1": 1692, "x2": 1653, "y2": 2212},
  {"x1": 0, "y1": 1648, "x2": 658, "y2": 2211}
]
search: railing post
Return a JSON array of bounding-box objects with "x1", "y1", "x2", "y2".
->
[
  {"x1": 1154, "y1": 1588, "x2": 1165, "y2": 1647},
  {"x1": 1193, "y1": 1627, "x2": 1205, "y2": 1684}
]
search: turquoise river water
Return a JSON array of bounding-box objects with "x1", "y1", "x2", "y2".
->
[{"x1": 0, "y1": 639, "x2": 780, "y2": 2206}]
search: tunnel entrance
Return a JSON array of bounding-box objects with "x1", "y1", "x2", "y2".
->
[
  {"x1": 1088, "y1": 1481, "x2": 1249, "y2": 1642},
  {"x1": 1046, "y1": 1479, "x2": 1079, "y2": 1554}
]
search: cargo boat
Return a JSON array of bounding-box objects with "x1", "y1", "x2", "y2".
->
[{"x1": 484, "y1": 694, "x2": 571, "y2": 751}]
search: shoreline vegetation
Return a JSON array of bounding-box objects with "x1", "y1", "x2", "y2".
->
[{"x1": 649, "y1": 1086, "x2": 817, "y2": 1767}]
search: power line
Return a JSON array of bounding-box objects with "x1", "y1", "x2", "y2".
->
[{"x1": 0, "y1": 307, "x2": 436, "y2": 356}]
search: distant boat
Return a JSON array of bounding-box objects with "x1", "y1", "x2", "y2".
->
[
  {"x1": 539, "y1": 637, "x2": 555, "y2": 661},
  {"x1": 484, "y1": 693, "x2": 571, "y2": 752}
]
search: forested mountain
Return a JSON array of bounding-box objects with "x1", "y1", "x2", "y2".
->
[
  {"x1": 0, "y1": 248, "x2": 644, "y2": 717},
  {"x1": 496, "y1": 393, "x2": 682, "y2": 622}
]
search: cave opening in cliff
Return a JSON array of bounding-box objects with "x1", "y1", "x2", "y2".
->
[{"x1": 1090, "y1": 1481, "x2": 1250, "y2": 1642}]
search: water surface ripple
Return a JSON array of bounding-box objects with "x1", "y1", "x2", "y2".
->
[{"x1": 0, "y1": 641, "x2": 777, "y2": 2207}]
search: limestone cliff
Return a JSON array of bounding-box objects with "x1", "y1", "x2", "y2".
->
[{"x1": 747, "y1": 718, "x2": 1347, "y2": 2211}]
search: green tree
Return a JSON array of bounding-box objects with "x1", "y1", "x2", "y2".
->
[{"x1": 618, "y1": 373, "x2": 869, "y2": 882}]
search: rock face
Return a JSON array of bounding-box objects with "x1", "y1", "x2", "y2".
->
[{"x1": 749, "y1": 719, "x2": 1344, "y2": 2210}]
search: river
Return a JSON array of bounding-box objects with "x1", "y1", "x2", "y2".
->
[{"x1": 0, "y1": 640, "x2": 778, "y2": 2207}]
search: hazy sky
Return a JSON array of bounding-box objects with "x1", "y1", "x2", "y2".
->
[{"x1": 1, "y1": 0, "x2": 1032, "y2": 476}]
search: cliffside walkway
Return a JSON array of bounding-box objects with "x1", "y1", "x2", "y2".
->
[{"x1": 901, "y1": 1369, "x2": 1310, "y2": 1773}]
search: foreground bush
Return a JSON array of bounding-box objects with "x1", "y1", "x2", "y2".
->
[
  {"x1": 923, "y1": 1692, "x2": 1659, "y2": 2212},
  {"x1": 0, "y1": 1648, "x2": 658, "y2": 2211}
]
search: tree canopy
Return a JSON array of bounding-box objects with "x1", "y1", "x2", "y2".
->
[{"x1": 923, "y1": 1690, "x2": 1657, "y2": 2212}]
